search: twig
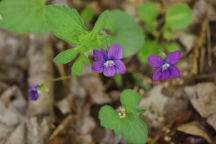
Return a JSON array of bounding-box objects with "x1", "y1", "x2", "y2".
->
[
  {"x1": 206, "y1": 19, "x2": 212, "y2": 70},
  {"x1": 192, "y1": 15, "x2": 208, "y2": 75}
]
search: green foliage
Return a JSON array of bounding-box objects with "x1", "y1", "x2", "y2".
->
[
  {"x1": 104, "y1": 10, "x2": 144, "y2": 57},
  {"x1": 166, "y1": 42, "x2": 180, "y2": 53},
  {"x1": 138, "y1": 40, "x2": 163, "y2": 63},
  {"x1": 81, "y1": 7, "x2": 94, "y2": 23},
  {"x1": 45, "y1": 5, "x2": 89, "y2": 45},
  {"x1": 99, "y1": 89, "x2": 148, "y2": 144},
  {"x1": 37, "y1": 84, "x2": 49, "y2": 94},
  {"x1": 45, "y1": 5, "x2": 109, "y2": 52},
  {"x1": 54, "y1": 48, "x2": 78, "y2": 64},
  {"x1": 163, "y1": 30, "x2": 173, "y2": 40},
  {"x1": 0, "y1": 0, "x2": 48, "y2": 34},
  {"x1": 138, "y1": 2, "x2": 158, "y2": 24},
  {"x1": 114, "y1": 74, "x2": 123, "y2": 88},
  {"x1": 165, "y1": 3, "x2": 192, "y2": 30},
  {"x1": 91, "y1": 10, "x2": 109, "y2": 36},
  {"x1": 72, "y1": 54, "x2": 90, "y2": 75},
  {"x1": 72, "y1": 56, "x2": 84, "y2": 75},
  {"x1": 46, "y1": 5, "x2": 109, "y2": 75},
  {"x1": 137, "y1": 3, "x2": 191, "y2": 64}
]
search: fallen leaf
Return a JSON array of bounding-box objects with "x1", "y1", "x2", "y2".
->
[{"x1": 177, "y1": 121, "x2": 212, "y2": 144}]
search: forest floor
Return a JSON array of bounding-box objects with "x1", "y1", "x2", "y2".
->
[{"x1": 0, "y1": 0, "x2": 216, "y2": 144}]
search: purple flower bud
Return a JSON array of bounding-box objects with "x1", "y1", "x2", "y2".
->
[
  {"x1": 91, "y1": 43, "x2": 126, "y2": 77},
  {"x1": 28, "y1": 85, "x2": 40, "y2": 101},
  {"x1": 148, "y1": 50, "x2": 181, "y2": 81}
]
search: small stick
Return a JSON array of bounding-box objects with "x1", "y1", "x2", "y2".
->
[{"x1": 206, "y1": 19, "x2": 212, "y2": 70}]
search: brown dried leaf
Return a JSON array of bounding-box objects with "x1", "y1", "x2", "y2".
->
[
  {"x1": 184, "y1": 83, "x2": 216, "y2": 118},
  {"x1": 184, "y1": 82, "x2": 216, "y2": 131},
  {"x1": 177, "y1": 121, "x2": 212, "y2": 144}
]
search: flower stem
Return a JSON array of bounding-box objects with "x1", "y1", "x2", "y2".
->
[
  {"x1": 43, "y1": 73, "x2": 96, "y2": 85},
  {"x1": 45, "y1": 75, "x2": 74, "y2": 83}
]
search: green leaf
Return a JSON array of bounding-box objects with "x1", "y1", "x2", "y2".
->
[
  {"x1": 0, "y1": 0, "x2": 48, "y2": 34},
  {"x1": 78, "y1": 33, "x2": 109, "y2": 52},
  {"x1": 72, "y1": 57, "x2": 83, "y2": 75},
  {"x1": 99, "y1": 89, "x2": 148, "y2": 144},
  {"x1": 54, "y1": 48, "x2": 78, "y2": 64},
  {"x1": 45, "y1": 5, "x2": 89, "y2": 44},
  {"x1": 138, "y1": 40, "x2": 163, "y2": 63},
  {"x1": 80, "y1": 53, "x2": 90, "y2": 66},
  {"x1": 37, "y1": 84, "x2": 49, "y2": 94},
  {"x1": 114, "y1": 74, "x2": 123, "y2": 88},
  {"x1": 99, "y1": 105, "x2": 121, "y2": 130},
  {"x1": 138, "y1": 2, "x2": 158, "y2": 23},
  {"x1": 165, "y1": 3, "x2": 192, "y2": 30},
  {"x1": 166, "y1": 42, "x2": 180, "y2": 53},
  {"x1": 71, "y1": 54, "x2": 89, "y2": 75},
  {"x1": 120, "y1": 90, "x2": 142, "y2": 113},
  {"x1": 163, "y1": 30, "x2": 173, "y2": 40},
  {"x1": 91, "y1": 10, "x2": 109, "y2": 36},
  {"x1": 104, "y1": 10, "x2": 144, "y2": 57},
  {"x1": 81, "y1": 7, "x2": 94, "y2": 23}
]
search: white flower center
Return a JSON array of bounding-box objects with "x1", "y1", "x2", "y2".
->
[
  {"x1": 104, "y1": 60, "x2": 114, "y2": 67},
  {"x1": 162, "y1": 63, "x2": 170, "y2": 71},
  {"x1": 118, "y1": 107, "x2": 126, "y2": 118}
]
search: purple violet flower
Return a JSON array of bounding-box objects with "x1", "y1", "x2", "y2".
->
[
  {"x1": 148, "y1": 50, "x2": 181, "y2": 81},
  {"x1": 28, "y1": 85, "x2": 40, "y2": 101},
  {"x1": 91, "y1": 43, "x2": 126, "y2": 77}
]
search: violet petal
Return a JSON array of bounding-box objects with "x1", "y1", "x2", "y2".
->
[
  {"x1": 153, "y1": 68, "x2": 162, "y2": 81},
  {"x1": 148, "y1": 55, "x2": 164, "y2": 68},
  {"x1": 108, "y1": 43, "x2": 123, "y2": 60},
  {"x1": 169, "y1": 65, "x2": 180, "y2": 78},
  {"x1": 93, "y1": 49, "x2": 107, "y2": 61},
  {"x1": 161, "y1": 70, "x2": 171, "y2": 81},
  {"x1": 165, "y1": 50, "x2": 181, "y2": 64},
  {"x1": 103, "y1": 66, "x2": 116, "y2": 77},
  {"x1": 91, "y1": 61, "x2": 104, "y2": 73},
  {"x1": 114, "y1": 60, "x2": 126, "y2": 74},
  {"x1": 28, "y1": 85, "x2": 40, "y2": 101}
]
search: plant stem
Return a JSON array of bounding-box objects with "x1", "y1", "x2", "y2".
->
[
  {"x1": 43, "y1": 73, "x2": 96, "y2": 85},
  {"x1": 45, "y1": 75, "x2": 74, "y2": 83}
]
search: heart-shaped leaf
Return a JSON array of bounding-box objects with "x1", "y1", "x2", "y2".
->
[
  {"x1": 165, "y1": 3, "x2": 192, "y2": 30},
  {"x1": 99, "y1": 89, "x2": 148, "y2": 144},
  {"x1": 104, "y1": 10, "x2": 144, "y2": 58},
  {"x1": 138, "y1": 2, "x2": 158, "y2": 24}
]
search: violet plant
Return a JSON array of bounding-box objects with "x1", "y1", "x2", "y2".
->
[
  {"x1": 0, "y1": 0, "x2": 192, "y2": 143},
  {"x1": 148, "y1": 50, "x2": 181, "y2": 81},
  {"x1": 28, "y1": 85, "x2": 40, "y2": 101},
  {"x1": 92, "y1": 43, "x2": 126, "y2": 77},
  {"x1": 138, "y1": 2, "x2": 192, "y2": 63}
]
